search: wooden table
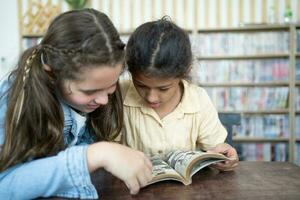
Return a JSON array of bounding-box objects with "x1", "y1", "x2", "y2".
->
[{"x1": 50, "y1": 162, "x2": 300, "y2": 200}]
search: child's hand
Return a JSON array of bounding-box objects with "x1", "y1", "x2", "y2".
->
[
  {"x1": 207, "y1": 143, "x2": 239, "y2": 171},
  {"x1": 87, "y1": 142, "x2": 153, "y2": 195}
]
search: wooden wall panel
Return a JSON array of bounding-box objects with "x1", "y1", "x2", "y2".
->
[{"x1": 94, "y1": 0, "x2": 300, "y2": 32}]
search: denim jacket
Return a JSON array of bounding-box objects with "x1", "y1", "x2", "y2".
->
[{"x1": 0, "y1": 76, "x2": 99, "y2": 199}]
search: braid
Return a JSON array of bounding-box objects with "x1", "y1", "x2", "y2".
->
[
  {"x1": 23, "y1": 48, "x2": 39, "y2": 83},
  {"x1": 13, "y1": 47, "x2": 40, "y2": 124},
  {"x1": 43, "y1": 44, "x2": 81, "y2": 57}
]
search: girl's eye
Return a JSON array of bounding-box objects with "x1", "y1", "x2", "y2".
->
[
  {"x1": 159, "y1": 88, "x2": 169, "y2": 92},
  {"x1": 83, "y1": 91, "x2": 95, "y2": 95},
  {"x1": 137, "y1": 85, "x2": 146, "y2": 88}
]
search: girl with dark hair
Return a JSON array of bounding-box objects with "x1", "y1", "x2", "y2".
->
[
  {"x1": 0, "y1": 9, "x2": 152, "y2": 199},
  {"x1": 121, "y1": 18, "x2": 238, "y2": 171}
]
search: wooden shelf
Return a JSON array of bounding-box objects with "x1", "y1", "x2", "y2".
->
[
  {"x1": 22, "y1": 34, "x2": 44, "y2": 38},
  {"x1": 218, "y1": 110, "x2": 289, "y2": 114},
  {"x1": 233, "y1": 137, "x2": 289, "y2": 143},
  {"x1": 197, "y1": 53, "x2": 289, "y2": 60},
  {"x1": 199, "y1": 82, "x2": 289, "y2": 87},
  {"x1": 197, "y1": 24, "x2": 290, "y2": 33},
  {"x1": 120, "y1": 29, "x2": 193, "y2": 36}
]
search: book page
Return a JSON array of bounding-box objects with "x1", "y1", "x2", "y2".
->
[
  {"x1": 148, "y1": 155, "x2": 184, "y2": 185},
  {"x1": 165, "y1": 150, "x2": 228, "y2": 178},
  {"x1": 189, "y1": 158, "x2": 226, "y2": 177},
  {"x1": 165, "y1": 150, "x2": 203, "y2": 178}
]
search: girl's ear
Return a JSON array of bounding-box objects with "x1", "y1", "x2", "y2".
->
[
  {"x1": 42, "y1": 63, "x2": 55, "y2": 81},
  {"x1": 43, "y1": 63, "x2": 52, "y2": 72},
  {"x1": 41, "y1": 52, "x2": 52, "y2": 72}
]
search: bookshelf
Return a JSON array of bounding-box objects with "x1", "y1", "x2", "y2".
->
[
  {"x1": 190, "y1": 24, "x2": 298, "y2": 164},
  {"x1": 16, "y1": 1, "x2": 299, "y2": 164}
]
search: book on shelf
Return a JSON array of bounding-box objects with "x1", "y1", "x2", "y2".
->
[
  {"x1": 297, "y1": 88, "x2": 300, "y2": 110},
  {"x1": 296, "y1": 144, "x2": 300, "y2": 166},
  {"x1": 234, "y1": 114, "x2": 289, "y2": 138},
  {"x1": 235, "y1": 143, "x2": 288, "y2": 161},
  {"x1": 297, "y1": 60, "x2": 300, "y2": 80},
  {"x1": 148, "y1": 150, "x2": 230, "y2": 185},
  {"x1": 190, "y1": 31, "x2": 289, "y2": 56},
  {"x1": 204, "y1": 87, "x2": 288, "y2": 111},
  {"x1": 297, "y1": 30, "x2": 300, "y2": 53},
  {"x1": 193, "y1": 59, "x2": 289, "y2": 84},
  {"x1": 296, "y1": 116, "x2": 300, "y2": 138}
]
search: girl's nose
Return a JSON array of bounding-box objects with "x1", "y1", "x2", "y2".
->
[
  {"x1": 94, "y1": 93, "x2": 108, "y2": 105},
  {"x1": 146, "y1": 89, "x2": 159, "y2": 103}
]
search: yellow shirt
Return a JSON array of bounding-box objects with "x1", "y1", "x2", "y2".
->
[{"x1": 120, "y1": 79, "x2": 227, "y2": 157}]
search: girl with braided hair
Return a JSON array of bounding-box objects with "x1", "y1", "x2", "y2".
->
[
  {"x1": 0, "y1": 9, "x2": 152, "y2": 199},
  {"x1": 121, "y1": 18, "x2": 238, "y2": 171}
]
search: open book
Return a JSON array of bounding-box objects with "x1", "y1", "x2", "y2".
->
[{"x1": 148, "y1": 150, "x2": 230, "y2": 185}]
